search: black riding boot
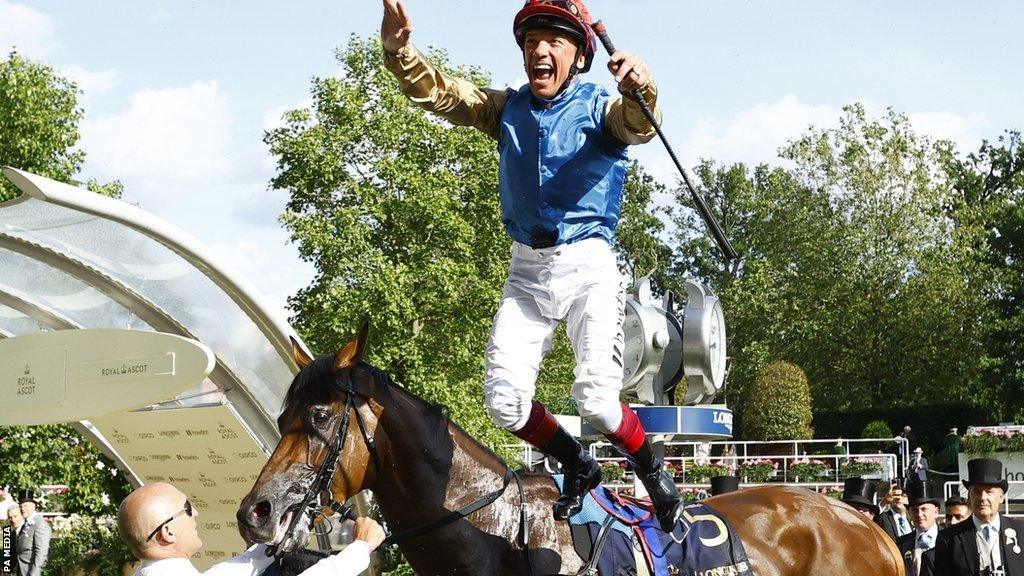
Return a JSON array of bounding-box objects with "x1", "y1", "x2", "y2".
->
[
  {"x1": 541, "y1": 425, "x2": 601, "y2": 520},
  {"x1": 628, "y1": 439, "x2": 683, "y2": 532}
]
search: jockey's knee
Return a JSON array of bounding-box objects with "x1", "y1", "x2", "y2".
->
[
  {"x1": 484, "y1": 386, "x2": 531, "y2": 431},
  {"x1": 577, "y1": 397, "x2": 622, "y2": 435}
]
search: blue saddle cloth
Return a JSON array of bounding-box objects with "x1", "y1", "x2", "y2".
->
[{"x1": 554, "y1": 475, "x2": 753, "y2": 576}]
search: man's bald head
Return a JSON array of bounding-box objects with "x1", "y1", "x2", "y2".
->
[{"x1": 117, "y1": 482, "x2": 201, "y2": 560}]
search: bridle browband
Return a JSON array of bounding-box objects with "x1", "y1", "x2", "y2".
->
[{"x1": 269, "y1": 362, "x2": 532, "y2": 570}]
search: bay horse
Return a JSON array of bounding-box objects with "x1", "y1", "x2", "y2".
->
[{"x1": 237, "y1": 325, "x2": 904, "y2": 575}]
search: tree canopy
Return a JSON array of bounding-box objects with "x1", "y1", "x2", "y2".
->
[
  {"x1": 0, "y1": 51, "x2": 121, "y2": 201},
  {"x1": 0, "y1": 51, "x2": 127, "y2": 516}
]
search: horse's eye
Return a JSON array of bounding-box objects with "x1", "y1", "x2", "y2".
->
[{"x1": 311, "y1": 410, "x2": 330, "y2": 427}]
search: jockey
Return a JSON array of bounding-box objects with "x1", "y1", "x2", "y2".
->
[{"x1": 381, "y1": 0, "x2": 682, "y2": 531}]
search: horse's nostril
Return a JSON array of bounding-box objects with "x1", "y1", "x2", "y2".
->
[{"x1": 252, "y1": 500, "x2": 271, "y2": 521}]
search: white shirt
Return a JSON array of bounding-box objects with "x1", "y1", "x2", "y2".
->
[
  {"x1": 973, "y1": 514, "x2": 1002, "y2": 570},
  {"x1": 133, "y1": 542, "x2": 372, "y2": 576},
  {"x1": 915, "y1": 524, "x2": 938, "y2": 550}
]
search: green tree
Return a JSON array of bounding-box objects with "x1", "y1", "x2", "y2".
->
[
  {"x1": 670, "y1": 105, "x2": 989, "y2": 428},
  {"x1": 0, "y1": 51, "x2": 122, "y2": 201},
  {"x1": 268, "y1": 36, "x2": 515, "y2": 455},
  {"x1": 948, "y1": 131, "x2": 1024, "y2": 420},
  {"x1": 0, "y1": 425, "x2": 128, "y2": 516},
  {"x1": 615, "y1": 161, "x2": 675, "y2": 293},
  {"x1": 741, "y1": 361, "x2": 813, "y2": 441},
  {"x1": 0, "y1": 52, "x2": 128, "y2": 519}
]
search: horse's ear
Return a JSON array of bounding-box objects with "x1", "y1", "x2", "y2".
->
[
  {"x1": 333, "y1": 321, "x2": 370, "y2": 371},
  {"x1": 291, "y1": 337, "x2": 314, "y2": 370}
]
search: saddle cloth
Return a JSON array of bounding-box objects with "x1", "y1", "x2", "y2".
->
[{"x1": 554, "y1": 475, "x2": 754, "y2": 576}]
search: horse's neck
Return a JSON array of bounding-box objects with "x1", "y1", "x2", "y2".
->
[{"x1": 372, "y1": 394, "x2": 508, "y2": 527}]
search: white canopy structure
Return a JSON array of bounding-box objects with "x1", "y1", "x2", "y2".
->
[{"x1": 0, "y1": 167, "x2": 308, "y2": 567}]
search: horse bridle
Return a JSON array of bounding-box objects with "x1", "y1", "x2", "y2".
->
[
  {"x1": 268, "y1": 363, "x2": 531, "y2": 568},
  {"x1": 267, "y1": 366, "x2": 374, "y2": 557}
]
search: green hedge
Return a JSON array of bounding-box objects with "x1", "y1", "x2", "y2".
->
[{"x1": 742, "y1": 361, "x2": 814, "y2": 441}]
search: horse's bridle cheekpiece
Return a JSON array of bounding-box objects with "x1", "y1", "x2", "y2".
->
[{"x1": 269, "y1": 361, "x2": 530, "y2": 570}]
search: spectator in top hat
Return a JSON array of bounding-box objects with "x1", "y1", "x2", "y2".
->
[
  {"x1": 909, "y1": 447, "x2": 929, "y2": 482},
  {"x1": 935, "y1": 458, "x2": 1024, "y2": 576},
  {"x1": 876, "y1": 481, "x2": 913, "y2": 543},
  {"x1": 15, "y1": 489, "x2": 51, "y2": 576},
  {"x1": 944, "y1": 496, "x2": 971, "y2": 528},
  {"x1": 900, "y1": 481, "x2": 940, "y2": 576},
  {"x1": 841, "y1": 477, "x2": 879, "y2": 520},
  {"x1": 710, "y1": 475, "x2": 740, "y2": 497}
]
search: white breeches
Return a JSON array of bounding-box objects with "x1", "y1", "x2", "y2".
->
[{"x1": 484, "y1": 238, "x2": 626, "y2": 435}]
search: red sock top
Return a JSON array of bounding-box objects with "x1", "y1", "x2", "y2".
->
[
  {"x1": 511, "y1": 400, "x2": 560, "y2": 447},
  {"x1": 604, "y1": 404, "x2": 646, "y2": 454}
]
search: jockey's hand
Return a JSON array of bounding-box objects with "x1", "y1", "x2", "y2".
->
[
  {"x1": 608, "y1": 50, "x2": 651, "y2": 93},
  {"x1": 353, "y1": 517, "x2": 386, "y2": 551},
  {"x1": 381, "y1": 0, "x2": 413, "y2": 55}
]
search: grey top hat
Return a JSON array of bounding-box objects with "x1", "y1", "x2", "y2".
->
[
  {"x1": 841, "y1": 477, "x2": 879, "y2": 515},
  {"x1": 710, "y1": 475, "x2": 740, "y2": 496},
  {"x1": 963, "y1": 458, "x2": 1009, "y2": 492}
]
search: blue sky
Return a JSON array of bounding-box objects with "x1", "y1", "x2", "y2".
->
[{"x1": 3, "y1": 1, "x2": 1021, "y2": 320}]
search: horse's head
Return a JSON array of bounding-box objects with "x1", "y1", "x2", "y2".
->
[{"x1": 236, "y1": 324, "x2": 386, "y2": 552}]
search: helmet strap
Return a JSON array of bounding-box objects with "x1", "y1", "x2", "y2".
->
[{"x1": 555, "y1": 46, "x2": 584, "y2": 96}]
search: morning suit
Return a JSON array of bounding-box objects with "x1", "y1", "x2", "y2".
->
[
  {"x1": 899, "y1": 527, "x2": 937, "y2": 576},
  {"x1": 15, "y1": 513, "x2": 51, "y2": 576},
  {"x1": 934, "y1": 514, "x2": 1024, "y2": 576},
  {"x1": 908, "y1": 455, "x2": 930, "y2": 482},
  {"x1": 877, "y1": 508, "x2": 911, "y2": 543}
]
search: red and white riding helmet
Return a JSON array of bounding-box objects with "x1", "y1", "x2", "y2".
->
[{"x1": 513, "y1": 0, "x2": 598, "y2": 73}]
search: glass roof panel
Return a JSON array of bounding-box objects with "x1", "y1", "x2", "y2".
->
[
  {"x1": 0, "y1": 303, "x2": 43, "y2": 336},
  {"x1": 0, "y1": 196, "x2": 291, "y2": 418},
  {"x1": 0, "y1": 248, "x2": 153, "y2": 331}
]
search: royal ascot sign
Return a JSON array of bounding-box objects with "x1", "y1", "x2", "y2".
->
[{"x1": 0, "y1": 329, "x2": 214, "y2": 425}]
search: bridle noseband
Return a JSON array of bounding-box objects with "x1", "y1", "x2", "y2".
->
[{"x1": 268, "y1": 363, "x2": 531, "y2": 569}]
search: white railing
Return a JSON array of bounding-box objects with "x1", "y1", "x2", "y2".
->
[
  {"x1": 944, "y1": 480, "x2": 1024, "y2": 517},
  {"x1": 507, "y1": 436, "x2": 903, "y2": 483},
  {"x1": 590, "y1": 452, "x2": 896, "y2": 484},
  {"x1": 589, "y1": 437, "x2": 908, "y2": 475}
]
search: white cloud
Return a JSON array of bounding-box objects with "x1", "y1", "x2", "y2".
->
[
  {"x1": 208, "y1": 238, "x2": 315, "y2": 318},
  {"x1": 664, "y1": 95, "x2": 989, "y2": 184},
  {"x1": 148, "y1": 7, "x2": 170, "y2": 23},
  {"x1": 60, "y1": 65, "x2": 119, "y2": 97},
  {"x1": 907, "y1": 110, "x2": 987, "y2": 153},
  {"x1": 81, "y1": 81, "x2": 232, "y2": 181},
  {"x1": 0, "y1": 1, "x2": 57, "y2": 58},
  {"x1": 682, "y1": 94, "x2": 841, "y2": 169}
]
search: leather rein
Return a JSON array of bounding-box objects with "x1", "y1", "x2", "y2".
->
[{"x1": 268, "y1": 363, "x2": 532, "y2": 568}]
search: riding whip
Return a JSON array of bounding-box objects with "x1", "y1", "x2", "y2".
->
[{"x1": 591, "y1": 20, "x2": 738, "y2": 262}]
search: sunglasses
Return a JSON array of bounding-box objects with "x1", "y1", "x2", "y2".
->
[{"x1": 146, "y1": 498, "x2": 194, "y2": 542}]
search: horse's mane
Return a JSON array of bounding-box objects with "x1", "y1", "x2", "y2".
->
[{"x1": 281, "y1": 355, "x2": 509, "y2": 469}]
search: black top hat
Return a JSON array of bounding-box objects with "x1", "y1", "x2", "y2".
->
[
  {"x1": 16, "y1": 489, "x2": 36, "y2": 504},
  {"x1": 906, "y1": 480, "x2": 940, "y2": 508},
  {"x1": 710, "y1": 475, "x2": 740, "y2": 496},
  {"x1": 841, "y1": 477, "x2": 879, "y2": 514},
  {"x1": 963, "y1": 458, "x2": 1009, "y2": 492}
]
